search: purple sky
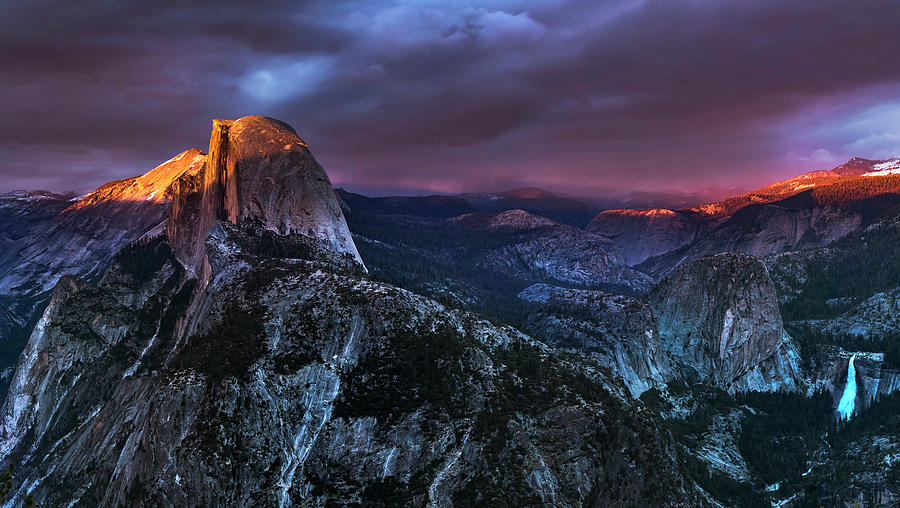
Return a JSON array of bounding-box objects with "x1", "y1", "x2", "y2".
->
[{"x1": 2, "y1": 0, "x2": 900, "y2": 198}]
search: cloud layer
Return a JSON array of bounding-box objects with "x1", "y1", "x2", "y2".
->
[{"x1": 2, "y1": 0, "x2": 900, "y2": 196}]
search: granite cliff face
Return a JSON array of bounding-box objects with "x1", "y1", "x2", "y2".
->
[
  {"x1": 517, "y1": 256, "x2": 803, "y2": 397},
  {"x1": 0, "y1": 191, "x2": 74, "y2": 373},
  {"x1": 0, "y1": 149, "x2": 204, "y2": 300},
  {"x1": 809, "y1": 348, "x2": 900, "y2": 415},
  {"x1": 0, "y1": 151, "x2": 206, "y2": 394},
  {"x1": 518, "y1": 284, "x2": 673, "y2": 397},
  {"x1": 168, "y1": 116, "x2": 362, "y2": 274},
  {"x1": 0, "y1": 117, "x2": 706, "y2": 506},
  {"x1": 649, "y1": 253, "x2": 801, "y2": 392},
  {"x1": 639, "y1": 199, "x2": 866, "y2": 277},
  {"x1": 0, "y1": 116, "x2": 363, "y2": 401}
]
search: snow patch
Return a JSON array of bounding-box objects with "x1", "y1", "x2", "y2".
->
[{"x1": 862, "y1": 159, "x2": 900, "y2": 176}]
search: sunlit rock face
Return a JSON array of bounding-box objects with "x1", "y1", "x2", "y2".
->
[
  {"x1": 640, "y1": 203, "x2": 863, "y2": 277},
  {"x1": 649, "y1": 253, "x2": 801, "y2": 393},
  {"x1": 0, "y1": 149, "x2": 204, "y2": 299},
  {"x1": 0, "y1": 151, "x2": 206, "y2": 395},
  {"x1": 168, "y1": 116, "x2": 363, "y2": 274},
  {"x1": 590, "y1": 160, "x2": 900, "y2": 277}
]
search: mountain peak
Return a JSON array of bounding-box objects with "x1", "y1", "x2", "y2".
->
[
  {"x1": 167, "y1": 116, "x2": 363, "y2": 274},
  {"x1": 831, "y1": 157, "x2": 879, "y2": 176}
]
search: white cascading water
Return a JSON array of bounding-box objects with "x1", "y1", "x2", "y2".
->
[{"x1": 837, "y1": 354, "x2": 857, "y2": 420}]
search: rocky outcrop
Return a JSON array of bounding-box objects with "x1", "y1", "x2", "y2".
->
[
  {"x1": 0, "y1": 149, "x2": 204, "y2": 299},
  {"x1": 639, "y1": 201, "x2": 864, "y2": 276},
  {"x1": 168, "y1": 116, "x2": 363, "y2": 274},
  {"x1": 590, "y1": 159, "x2": 900, "y2": 276},
  {"x1": 518, "y1": 284, "x2": 672, "y2": 396},
  {"x1": 809, "y1": 285, "x2": 900, "y2": 337},
  {"x1": 0, "y1": 151, "x2": 206, "y2": 396},
  {"x1": 0, "y1": 191, "x2": 74, "y2": 371},
  {"x1": 586, "y1": 208, "x2": 704, "y2": 266},
  {"x1": 649, "y1": 253, "x2": 801, "y2": 392}
]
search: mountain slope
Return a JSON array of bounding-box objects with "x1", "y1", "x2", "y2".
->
[
  {"x1": 0, "y1": 117, "x2": 705, "y2": 506},
  {"x1": 518, "y1": 284, "x2": 673, "y2": 397},
  {"x1": 0, "y1": 226, "x2": 703, "y2": 506},
  {"x1": 589, "y1": 158, "x2": 900, "y2": 276},
  {"x1": 0, "y1": 151, "x2": 207, "y2": 395},
  {"x1": 346, "y1": 208, "x2": 654, "y2": 326},
  {"x1": 649, "y1": 253, "x2": 801, "y2": 392},
  {"x1": 586, "y1": 208, "x2": 704, "y2": 266}
]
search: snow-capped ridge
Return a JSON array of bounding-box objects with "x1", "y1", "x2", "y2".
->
[{"x1": 862, "y1": 158, "x2": 900, "y2": 176}]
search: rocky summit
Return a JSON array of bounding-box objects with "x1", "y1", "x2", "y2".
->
[
  {"x1": 168, "y1": 116, "x2": 363, "y2": 276},
  {"x1": 649, "y1": 253, "x2": 802, "y2": 393}
]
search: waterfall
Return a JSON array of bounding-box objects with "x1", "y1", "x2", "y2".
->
[{"x1": 837, "y1": 354, "x2": 857, "y2": 420}]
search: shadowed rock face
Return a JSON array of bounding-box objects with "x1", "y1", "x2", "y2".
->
[
  {"x1": 446, "y1": 209, "x2": 655, "y2": 293},
  {"x1": 649, "y1": 253, "x2": 801, "y2": 392},
  {"x1": 518, "y1": 284, "x2": 673, "y2": 396},
  {"x1": 586, "y1": 208, "x2": 704, "y2": 266},
  {"x1": 169, "y1": 116, "x2": 363, "y2": 274},
  {"x1": 0, "y1": 223, "x2": 701, "y2": 506},
  {"x1": 0, "y1": 151, "x2": 206, "y2": 394}
]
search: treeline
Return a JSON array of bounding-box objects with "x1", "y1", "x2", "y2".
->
[
  {"x1": 787, "y1": 324, "x2": 900, "y2": 368},
  {"x1": 736, "y1": 389, "x2": 900, "y2": 502},
  {"x1": 0, "y1": 466, "x2": 36, "y2": 506},
  {"x1": 777, "y1": 214, "x2": 900, "y2": 321},
  {"x1": 807, "y1": 175, "x2": 900, "y2": 210}
]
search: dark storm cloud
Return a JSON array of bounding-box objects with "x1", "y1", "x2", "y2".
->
[{"x1": 2, "y1": 0, "x2": 900, "y2": 195}]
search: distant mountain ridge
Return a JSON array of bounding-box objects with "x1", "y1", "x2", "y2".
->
[
  {"x1": 589, "y1": 157, "x2": 900, "y2": 274},
  {"x1": 335, "y1": 189, "x2": 477, "y2": 219},
  {"x1": 337, "y1": 186, "x2": 601, "y2": 227}
]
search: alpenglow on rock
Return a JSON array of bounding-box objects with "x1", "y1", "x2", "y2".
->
[
  {"x1": 649, "y1": 253, "x2": 802, "y2": 393},
  {"x1": 168, "y1": 115, "x2": 363, "y2": 274}
]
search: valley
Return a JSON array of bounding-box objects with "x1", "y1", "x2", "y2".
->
[{"x1": 0, "y1": 118, "x2": 899, "y2": 506}]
